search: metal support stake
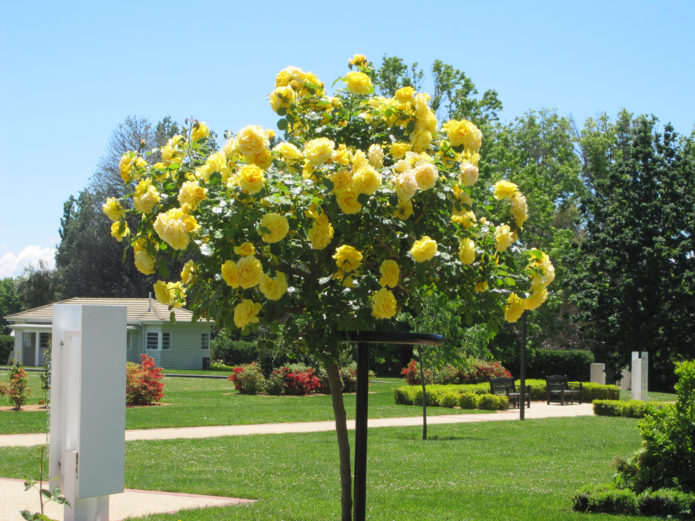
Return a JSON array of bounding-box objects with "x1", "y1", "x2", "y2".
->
[
  {"x1": 354, "y1": 342, "x2": 369, "y2": 521},
  {"x1": 520, "y1": 313, "x2": 527, "y2": 421}
]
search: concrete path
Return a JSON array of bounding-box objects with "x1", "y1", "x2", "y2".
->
[
  {"x1": 0, "y1": 402, "x2": 594, "y2": 520},
  {"x1": 0, "y1": 402, "x2": 593, "y2": 448}
]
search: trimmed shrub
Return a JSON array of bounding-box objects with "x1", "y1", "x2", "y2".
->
[
  {"x1": 228, "y1": 362, "x2": 266, "y2": 395},
  {"x1": 126, "y1": 355, "x2": 164, "y2": 406},
  {"x1": 581, "y1": 382, "x2": 620, "y2": 401},
  {"x1": 527, "y1": 349, "x2": 594, "y2": 381},
  {"x1": 478, "y1": 393, "x2": 507, "y2": 410},
  {"x1": 209, "y1": 359, "x2": 235, "y2": 371},
  {"x1": 572, "y1": 483, "x2": 638, "y2": 515},
  {"x1": 638, "y1": 488, "x2": 695, "y2": 518},
  {"x1": 458, "y1": 392, "x2": 479, "y2": 409},
  {"x1": 439, "y1": 391, "x2": 459, "y2": 408}
]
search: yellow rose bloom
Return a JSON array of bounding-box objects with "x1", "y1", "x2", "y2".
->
[
  {"x1": 344, "y1": 71, "x2": 372, "y2": 95},
  {"x1": 378, "y1": 260, "x2": 400, "y2": 288},
  {"x1": 238, "y1": 164, "x2": 266, "y2": 194},
  {"x1": 197, "y1": 152, "x2": 230, "y2": 182},
  {"x1": 237, "y1": 125, "x2": 269, "y2": 158},
  {"x1": 259, "y1": 213, "x2": 289, "y2": 243},
  {"x1": 249, "y1": 147, "x2": 273, "y2": 170},
  {"x1": 110, "y1": 221, "x2": 130, "y2": 242},
  {"x1": 153, "y1": 281, "x2": 186, "y2": 308},
  {"x1": 352, "y1": 166, "x2": 381, "y2": 195},
  {"x1": 103, "y1": 197, "x2": 125, "y2": 221},
  {"x1": 236, "y1": 255, "x2": 264, "y2": 289},
  {"x1": 191, "y1": 121, "x2": 210, "y2": 142},
  {"x1": 308, "y1": 215, "x2": 334, "y2": 250},
  {"x1": 411, "y1": 129, "x2": 432, "y2": 154},
  {"x1": 259, "y1": 272, "x2": 288, "y2": 301},
  {"x1": 475, "y1": 281, "x2": 489, "y2": 293},
  {"x1": 273, "y1": 142, "x2": 303, "y2": 164},
  {"x1": 304, "y1": 137, "x2": 335, "y2": 166},
  {"x1": 511, "y1": 192, "x2": 528, "y2": 228},
  {"x1": 180, "y1": 260, "x2": 197, "y2": 284},
  {"x1": 134, "y1": 178, "x2": 161, "y2": 214},
  {"x1": 119, "y1": 151, "x2": 143, "y2": 183},
  {"x1": 153, "y1": 208, "x2": 199, "y2": 250},
  {"x1": 394, "y1": 199, "x2": 414, "y2": 220},
  {"x1": 495, "y1": 224, "x2": 515, "y2": 252},
  {"x1": 160, "y1": 135, "x2": 185, "y2": 164},
  {"x1": 459, "y1": 161, "x2": 479, "y2": 186},
  {"x1": 336, "y1": 189, "x2": 362, "y2": 214},
  {"x1": 394, "y1": 171, "x2": 418, "y2": 201},
  {"x1": 413, "y1": 161, "x2": 438, "y2": 191},
  {"x1": 442, "y1": 119, "x2": 482, "y2": 152},
  {"x1": 504, "y1": 293, "x2": 525, "y2": 323},
  {"x1": 411, "y1": 236, "x2": 438, "y2": 263},
  {"x1": 275, "y1": 66, "x2": 305, "y2": 88},
  {"x1": 178, "y1": 180, "x2": 206, "y2": 213},
  {"x1": 329, "y1": 169, "x2": 353, "y2": 193},
  {"x1": 348, "y1": 54, "x2": 368, "y2": 67},
  {"x1": 452, "y1": 210, "x2": 476, "y2": 228},
  {"x1": 134, "y1": 249, "x2": 156, "y2": 275},
  {"x1": 332, "y1": 144, "x2": 351, "y2": 166},
  {"x1": 221, "y1": 260, "x2": 240, "y2": 288},
  {"x1": 234, "y1": 242, "x2": 256, "y2": 257},
  {"x1": 367, "y1": 144, "x2": 384, "y2": 167},
  {"x1": 524, "y1": 287, "x2": 548, "y2": 310},
  {"x1": 493, "y1": 180, "x2": 519, "y2": 200},
  {"x1": 269, "y1": 85, "x2": 296, "y2": 113},
  {"x1": 458, "y1": 238, "x2": 476, "y2": 265},
  {"x1": 234, "y1": 299, "x2": 262, "y2": 329},
  {"x1": 390, "y1": 142, "x2": 412, "y2": 159},
  {"x1": 333, "y1": 245, "x2": 362, "y2": 273},
  {"x1": 394, "y1": 86, "x2": 416, "y2": 103},
  {"x1": 371, "y1": 288, "x2": 397, "y2": 319}
]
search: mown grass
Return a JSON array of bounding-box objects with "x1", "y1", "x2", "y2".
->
[
  {"x1": 0, "y1": 416, "x2": 662, "y2": 520},
  {"x1": 0, "y1": 377, "x2": 491, "y2": 434}
]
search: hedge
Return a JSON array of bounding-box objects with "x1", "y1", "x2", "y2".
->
[
  {"x1": 394, "y1": 385, "x2": 508, "y2": 410},
  {"x1": 395, "y1": 380, "x2": 618, "y2": 406},
  {"x1": 573, "y1": 483, "x2": 695, "y2": 518},
  {"x1": 593, "y1": 399, "x2": 673, "y2": 418},
  {"x1": 0, "y1": 335, "x2": 13, "y2": 364}
]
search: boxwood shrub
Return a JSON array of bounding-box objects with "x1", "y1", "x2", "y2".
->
[
  {"x1": 393, "y1": 385, "x2": 507, "y2": 410},
  {"x1": 573, "y1": 484, "x2": 695, "y2": 518},
  {"x1": 593, "y1": 399, "x2": 672, "y2": 418}
]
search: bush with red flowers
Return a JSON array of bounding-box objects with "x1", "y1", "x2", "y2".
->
[
  {"x1": 401, "y1": 358, "x2": 511, "y2": 386},
  {"x1": 126, "y1": 354, "x2": 164, "y2": 406}
]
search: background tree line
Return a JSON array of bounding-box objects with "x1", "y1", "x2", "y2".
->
[{"x1": 2, "y1": 55, "x2": 693, "y2": 390}]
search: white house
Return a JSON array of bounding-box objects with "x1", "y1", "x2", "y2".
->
[{"x1": 5, "y1": 297, "x2": 213, "y2": 370}]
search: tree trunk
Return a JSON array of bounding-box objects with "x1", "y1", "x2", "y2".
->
[{"x1": 326, "y1": 362, "x2": 352, "y2": 521}]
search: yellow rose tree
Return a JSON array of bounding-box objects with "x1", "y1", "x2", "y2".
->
[{"x1": 105, "y1": 55, "x2": 552, "y2": 520}]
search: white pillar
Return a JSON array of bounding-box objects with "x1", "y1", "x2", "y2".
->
[
  {"x1": 590, "y1": 363, "x2": 606, "y2": 385},
  {"x1": 50, "y1": 305, "x2": 126, "y2": 521},
  {"x1": 631, "y1": 352, "x2": 642, "y2": 401}
]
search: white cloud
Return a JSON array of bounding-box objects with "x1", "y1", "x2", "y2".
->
[{"x1": 0, "y1": 245, "x2": 56, "y2": 278}]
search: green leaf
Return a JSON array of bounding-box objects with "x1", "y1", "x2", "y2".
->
[{"x1": 277, "y1": 119, "x2": 288, "y2": 131}]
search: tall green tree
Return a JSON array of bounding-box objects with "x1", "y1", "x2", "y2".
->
[
  {"x1": 567, "y1": 112, "x2": 695, "y2": 390},
  {"x1": 55, "y1": 116, "x2": 180, "y2": 298},
  {"x1": 15, "y1": 260, "x2": 58, "y2": 309},
  {"x1": 0, "y1": 278, "x2": 21, "y2": 333}
]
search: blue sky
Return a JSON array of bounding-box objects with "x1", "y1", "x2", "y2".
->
[{"x1": 1, "y1": 0, "x2": 693, "y2": 278}]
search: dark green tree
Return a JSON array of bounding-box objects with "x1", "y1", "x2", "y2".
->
[
  {"x1": 567, "y1": 112, "x2": 695, "y2": 390},
  {"x1": 16, "y1": 260, "x2": 58, "y2": 309},
  {"x1": 55, "y1": 116, "x2": 181, "y2": 298},
  {"x1": 0, "y1": 277, "x2": 21, "y2": 334}
]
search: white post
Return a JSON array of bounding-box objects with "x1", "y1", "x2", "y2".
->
[
  {"x1": 640, "y1": 351, "x2": 649, "y2": 401},
  {"x1": 631, "y1": 351, "x2": 642, "y2": 401},
  {"x1": 590, "y1": 363, "x2": 606, "y2": 385},
  {"x1": 50, "y1": 305, "x2": 126, "y2": 521}
]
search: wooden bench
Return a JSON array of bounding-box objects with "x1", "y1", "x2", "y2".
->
[
  {"x1": 489, "y1": 377, "x2": 531, "y2": 409},
  {"x1": 545, "y1": 375, "x2": 582, "y2": 405}
]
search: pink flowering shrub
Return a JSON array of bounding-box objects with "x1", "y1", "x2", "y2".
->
[
  {"x1": 228, "y1": 362, "x2": 266, "y2": 394},
  {"x1": 126, "y1": 354, "x2": 164, "y2": 406},
  {"x1": 401, "y1": 358, "x2": 511, "y2": 385}
]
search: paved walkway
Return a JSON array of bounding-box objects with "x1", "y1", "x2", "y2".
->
[{"x1": 0, "y1": 402, "x2": 594, "y2": 520}]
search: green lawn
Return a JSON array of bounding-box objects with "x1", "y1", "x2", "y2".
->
[
  {"x1": 0, "y1": 416, "x2": 663, "y2": 520},
  {"x1": 0, "y1": 377, "x2": 493, "y2": 434}
]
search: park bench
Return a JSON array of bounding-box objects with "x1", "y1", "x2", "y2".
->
[
  {"x1": 545, "y1": 375, "x2": 582, "y2": 405},
  {"x1": 489, "y1": 377, "x2": 531, "y2": 409}
]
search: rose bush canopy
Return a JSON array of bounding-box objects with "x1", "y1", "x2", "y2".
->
[{"x1": 104, "y1": 54, "x2": 554, "y2": 356}]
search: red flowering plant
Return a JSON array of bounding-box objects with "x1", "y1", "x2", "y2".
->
[
  {"x1": 228, "y1": 362, "x2": 266, "y2": 394},
  {"x1": 126, "y1": 354, "x2": 164, "y2": 406},
  {"x1": 267, "y1": 365, "x2": 321, "y2": 395},
  {"x1": 0, "y1": 363, "x2": 31, "y2": 411}
]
